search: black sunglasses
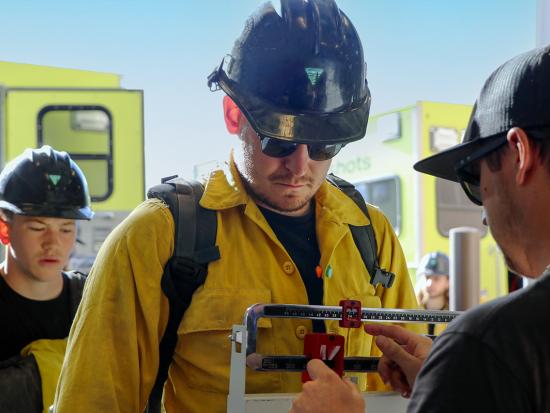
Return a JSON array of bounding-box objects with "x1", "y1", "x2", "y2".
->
[
  {"x1": 258, "y1": 135, "x2": 345, "y2": 161},
  {"x1": 455, "y1": 134, "x2": 508, "y2": 205},
  {"x1": 455, "y1": 127, "x2": 550, "y2": 205}
]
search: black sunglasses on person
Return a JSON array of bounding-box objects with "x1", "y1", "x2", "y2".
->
[
  {"x1": 258, "y1": 135, "x2": 345, "y2": 161},
  {"x1": 455, "y1": 134, "x2": 508, "y2": 206},
  {"x1": 455, "y1": 127, "x2": 550, "y2": 205}
]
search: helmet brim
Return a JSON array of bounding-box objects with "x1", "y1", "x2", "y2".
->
[
  {"x1": 216, "y1": 68, "x2": 371, "y2": 145},
  {"x1": 0, "y1": 201, "x2": 94, "y2": 220},
  {"x1": 419, "y1": 270, "x2": 449, "y2": 277}
]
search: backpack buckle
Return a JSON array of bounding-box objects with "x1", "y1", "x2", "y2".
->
[{"x1": 371, "y1": 268, "x2": 395, "y2": 289}]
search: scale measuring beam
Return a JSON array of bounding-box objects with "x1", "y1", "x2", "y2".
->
[
  {"x1": 228, "y1": 303, "x2": 461, "y2": 412},
  {"x1": 241, "y1": 303, "x2": 461, "y2": 372},
  {"x1": 245, "y1": 304, "x2": 460, "y2": 355}
]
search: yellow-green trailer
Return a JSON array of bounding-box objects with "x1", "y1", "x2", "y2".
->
[
  {"x1": 331, "y1": 101, "x2": 507, "y2": 302},
  {"x1": 0, "y1": 61, "x2": 144, "y2": 271}
]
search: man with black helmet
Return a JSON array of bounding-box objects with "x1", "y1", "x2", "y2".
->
[
  {"x1": 54, "y1": 1, "x2": 421, "y2": 412},
  {"x1": 0, "y1": 145, "x2": 93, "y2": 412},
  {"x1": 290, "y1": 45, "x2": 550, "y2": 413}
]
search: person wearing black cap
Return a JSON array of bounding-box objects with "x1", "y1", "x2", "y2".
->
[
  {"x1": 290, "y1": 45, "x2": 550, "y2": 413},
  {"x1": 53, "y1": 1, "x2": 423, "y2": 412},
  {"x1": 0, "y1": 146, "x2": 93, "y2": 412}
]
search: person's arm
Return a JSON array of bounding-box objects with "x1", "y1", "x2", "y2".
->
[
  {"x1": 364, "y1": 324, "x2": 432, "y2": 397},
  {"x1": 289, "y1": 359, "x2": 365, "y2": 413},
  {"x1": 53, "y1": 200, "x2": 174, "y2": 413}
]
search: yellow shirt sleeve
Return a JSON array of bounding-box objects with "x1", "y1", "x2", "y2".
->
[{"x1": 54, "y1": 199, "x2": 174, "y2": 413}]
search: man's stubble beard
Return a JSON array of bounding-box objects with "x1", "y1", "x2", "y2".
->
[
  {"x1": 236, "y1": 122, "x2": 322, "y2": 214},
  {"x1": 240, "y1": 175, "x2": 313, "y2": 214}
]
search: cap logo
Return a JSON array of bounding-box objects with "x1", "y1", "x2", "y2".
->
[
  {"x1": 305, "y1": 67, "x2": 324, "y2": 86},
  {"x1": 48, "y1": 174, "x2": 62, "y2": 186}
]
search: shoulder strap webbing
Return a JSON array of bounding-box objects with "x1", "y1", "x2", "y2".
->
[
  {"x1": 64, "y1": 270, "x2": 87, "y2": 320},
  {"x1": 0, "y1": 354, "x2": 42, "y2": 412},
  {"x1": 145, "y1": 176, "x2": 220, "y2": 413},
  {"x1": 326, "y1": 173, "x2": 395, "y2": 289}
]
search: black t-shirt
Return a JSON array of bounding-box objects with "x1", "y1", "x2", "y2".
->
[
  {"x1": 409, "y1": 270, "x2": 550, "y2": 413},
  {"x1": 0, "y1": 273, "x2": 72, "y2": 361},
  {"x1": 259, "y1": 205, "x2": 325, "y2": 332}
]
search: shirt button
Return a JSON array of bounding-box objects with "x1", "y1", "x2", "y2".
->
[
  {"x1": 282, "y1": 261, "x2": 295, "y2": 274},
  {"x1": 295, "y1": 325, "x2": 308, "y2": 339}
]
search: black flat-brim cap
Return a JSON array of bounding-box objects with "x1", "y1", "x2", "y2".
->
[{"x1": 414, "y1": 45, "x2": 550, "y2": 182}]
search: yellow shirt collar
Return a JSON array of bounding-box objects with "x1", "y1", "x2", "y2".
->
[{"x1": 200, "y1": 158, "x2": 371, "y2": 227}]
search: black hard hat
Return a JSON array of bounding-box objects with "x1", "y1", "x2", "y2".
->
[
  {"x1": 207, "y1": 0, "x2": 371, "y2": 145},
  {"x1": 0, "y1": 146, "x2": 93, "y2": 220}
]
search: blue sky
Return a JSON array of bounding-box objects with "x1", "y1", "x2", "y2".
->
[{"x1": 0, "y1": 0, "x2": 537, "y2": 188}]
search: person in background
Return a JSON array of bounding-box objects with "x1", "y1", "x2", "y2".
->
[
  {"x1": 415, "y1": 252, "x2": 449, "y2": 336},
  {"x1": 0, "y1": 146, "x2": 93, "y2": 413},
  {"x1": 290, "y1": 44, "x2": 550, "y2": 413},
  {"x1": 53, "y1": 1, "x2": 423, "y2": 412}
]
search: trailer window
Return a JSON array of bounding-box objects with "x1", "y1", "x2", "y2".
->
[
  {"x1": 37, "y1": 106, "x2": 113, "y2": 202},
  {"x1": 354, "y1": 176, "x2": 401, "y2": 235},
  {"x1": 436, "y1": 178, "x2": 488, "y2": 237}
]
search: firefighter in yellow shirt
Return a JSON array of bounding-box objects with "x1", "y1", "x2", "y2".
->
[{"x1": 54, "y1": 1, "x2": 422, "y2": 412}]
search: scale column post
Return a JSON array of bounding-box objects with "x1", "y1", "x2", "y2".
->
[{"x1": 228, "y1": 324, "x2": 248, "y2": 413}]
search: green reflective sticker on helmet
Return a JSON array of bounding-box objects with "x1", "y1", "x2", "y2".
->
[
  {"x1": 305, "y1": 67, "x2": 324, "y2": 86},
  {"x1": 48, "y1": 174, "x2": 61, "y2": 186}
]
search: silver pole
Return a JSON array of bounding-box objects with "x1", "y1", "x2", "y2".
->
[{"x1": 449, "y1": 227, "x2": 480, "y2": 311}]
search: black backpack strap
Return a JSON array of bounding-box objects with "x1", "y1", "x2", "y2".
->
[
  {"x1": 326, "y1": 173, "x2": 395, "y2": 289},
  {"x1": 64, "y1": 270, "x2": 87, "y2": 320},
  {"x1": 145, "y1": 176, "x2": 220, "y2": 413},
  {"x1": 0, "y1": 354, "x2": 42, "y2": 412}
]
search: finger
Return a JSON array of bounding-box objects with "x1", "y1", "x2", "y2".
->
[
  {"x1": 388, "y1": 368, "x2": 411, "y2": 395},
  {"x1": 387, "y1": 368, "x2": 405, "y2": 393},
  {"x1": 377, "y1": 355, "x2": 394, "y2": 383},
  {"x1": 380, "y1": 360, "x2": 407, "y2": 393},
  {"x1": 376, "y1": 336, "x2": 419, "y2": 372},
  {"x1": 289, "y1": 398, "x2": 302, "y2": 413},
  {"x1": 291, "y1": 392, "x2": 309, "y2": 412},
  {"x1": 306, "y1": 358, "x2": 336, "y2": 381},
  {"x1": 364, "y1": 324, "x2": 414, "y2": 346},
  {"x1": 398, "y1": 369, "x2": 412, "y2": 395}
]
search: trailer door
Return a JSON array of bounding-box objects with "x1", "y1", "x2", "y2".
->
[{"x1": 3, "y1": 88, "x2": 144, "y2": 271}]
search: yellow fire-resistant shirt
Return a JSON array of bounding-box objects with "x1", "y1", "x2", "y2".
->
[
  {"x1": 21, "y1": 338, "x2": 67, "y2": 413},
  {"x1": 54, "y1": 162, "x2": 422, "y2": 413}
]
